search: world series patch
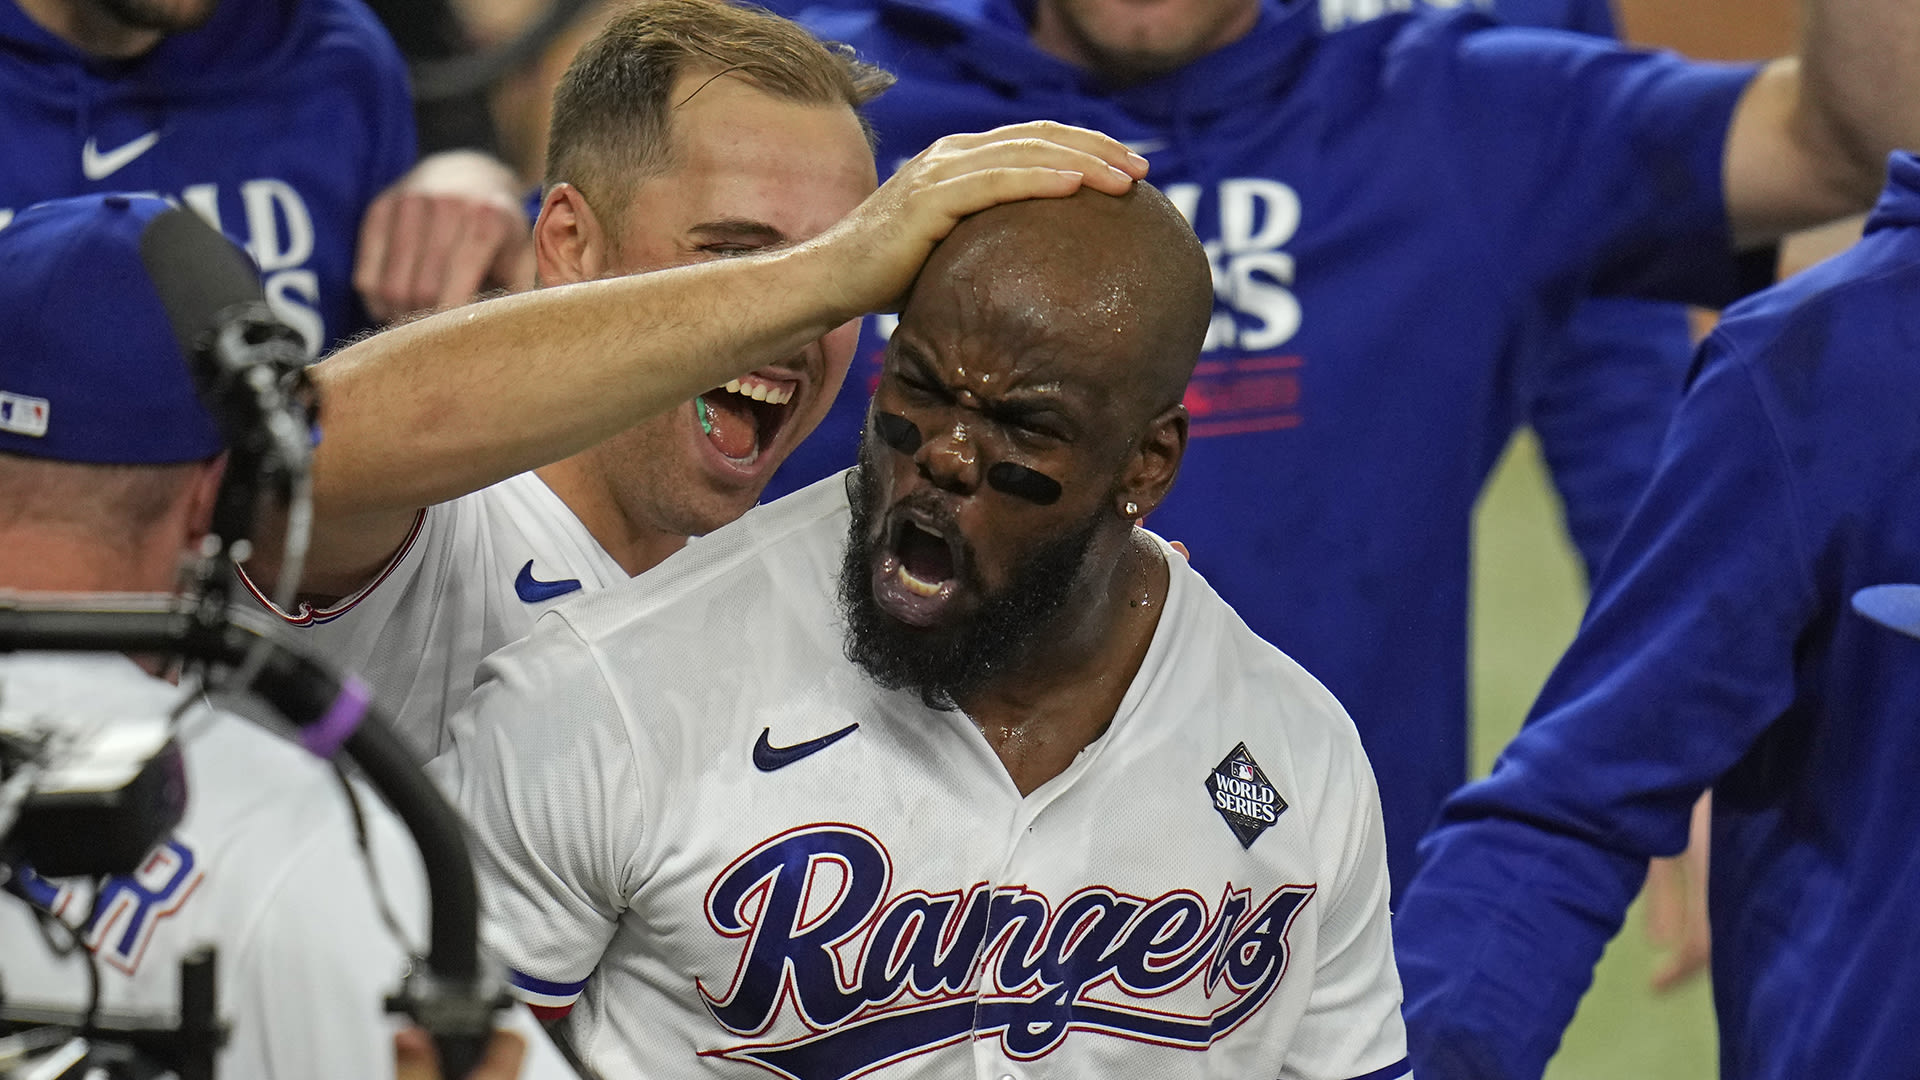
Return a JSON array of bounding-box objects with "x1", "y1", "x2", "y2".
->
[{"x1": 1206, "y1": 742, "x2": 1286, "y2": 848}]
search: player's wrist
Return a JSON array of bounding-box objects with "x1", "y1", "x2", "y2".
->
[{"x1": 766, "y1": 232, "x2": 879, "y2": 333}]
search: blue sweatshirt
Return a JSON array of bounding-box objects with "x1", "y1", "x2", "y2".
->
[
  {"x1": 1397, "y1": 152, "x2": 1920, "y2": 1080},
  {"x1": 0, "y1": 0, "x2": 415, "y2": 356},
  {"x1": 772, "y1": 0, "x2": 1756, "y2": 893}
]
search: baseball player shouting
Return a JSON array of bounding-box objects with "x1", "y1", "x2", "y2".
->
[
  {"x1": 236, "y1": 0, "x2": 1150, "y2": 762},
  {"x1": 437, "y1": 185, "x2": 1407, "y2": 1080}
]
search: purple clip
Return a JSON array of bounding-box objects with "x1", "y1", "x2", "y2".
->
[{"x1": 301, "y1": 674, "x2": 371, "y2": 759}]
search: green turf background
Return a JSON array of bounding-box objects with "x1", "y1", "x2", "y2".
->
[{"x1": 1468, "y1": 433, "x2": 1718, "y2": 1078}]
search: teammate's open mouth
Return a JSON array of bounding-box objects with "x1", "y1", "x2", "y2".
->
[
  {"x1": 695, "y1": 373, "x2": 797, "y2": 466},
  {"x1": 872, "y1": 512, "x2": 966, "y2": 627}
]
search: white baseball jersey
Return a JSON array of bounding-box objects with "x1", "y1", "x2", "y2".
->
[
  {"x1": 247, "y1": 470, "x2": 631, "y2": 762},
  {"x1": 439, "y1": 473, "x2": 1410, "y2": 1080},
  {"x1": 0, "y1": 653, "x2": 574, "y2": 1080}
]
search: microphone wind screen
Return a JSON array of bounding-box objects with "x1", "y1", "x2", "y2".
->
[{"x1": 137, "y1": 207, "x2": 265, "y2": 362}]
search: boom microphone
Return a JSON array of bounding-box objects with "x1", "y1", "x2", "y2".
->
[{"x1": 136, "y1": 207, "x2": 311, "y2": 454}]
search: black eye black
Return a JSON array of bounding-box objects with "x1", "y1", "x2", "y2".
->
[
  {"x1": 988, "y1": 461, "x2": 1062, "y2": 505},
  {"x1": 874, "y1": 411, "x2": 922, "y2": 453}
]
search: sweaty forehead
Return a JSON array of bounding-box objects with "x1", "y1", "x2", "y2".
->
[
  {"x1": 897, "y1": 185, "x2": 1214, "y2": 415},
  {"x1": 898, "y1": 228, "x2": 1146, "y2": 392}
]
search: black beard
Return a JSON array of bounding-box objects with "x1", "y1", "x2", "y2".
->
[{"x1": 838, "y1": 454, "x2": 1102, "y2": 711}]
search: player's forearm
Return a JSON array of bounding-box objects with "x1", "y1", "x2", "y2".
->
[
  {"x1": 311, "y1": 122, "x2": 1147, "y2": 518},
  {"x1": 310, "y1": 243, "x2": 851, "y2": 517}
]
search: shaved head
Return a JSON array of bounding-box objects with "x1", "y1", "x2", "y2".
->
[
  {"x1": 903, "y1": 182, "x2": 1212, "y2": 423},
  {"x1": 844, "y1": 183, "x2": 1215, "y2": 708}
]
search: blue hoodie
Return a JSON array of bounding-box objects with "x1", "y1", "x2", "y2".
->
[
  {"x1": 0, "y1": 0, "x2": 415, "y2": 356},
  {"x1": 1397, "y1": 151, "x2": 1920, "y2": 1080},
  {"x1": 773, "y1": 0, "x2": 1757, "y2": 894}
]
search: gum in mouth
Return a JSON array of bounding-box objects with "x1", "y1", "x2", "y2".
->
[{"x1": 696, "y1": 378, "x2": 793, "y2": 463}]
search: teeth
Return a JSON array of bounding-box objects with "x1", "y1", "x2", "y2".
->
[
  {"x1": 719, "y1": 379, "x2": 794, "y2": 406},
  {"x1": 897, "y1": 563, "x2": 942, "y2": 597}
]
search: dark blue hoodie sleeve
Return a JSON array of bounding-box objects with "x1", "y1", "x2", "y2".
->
[
  {"x1": 1526, "y1": 295, "x2": 1692, "y2": 578},
  {"x1": 1395, "y1": 332, "x2": 1816, "y2": 1080},
  {"x1": 353, "y1": 6, "x2": 418, "y2": 208},
  {"x1": 1428, "y1": 22, "x2": 1759, "y2": 307},
  {"x1": 329, "y1": 0, "x2": 418, "y2": 339}
]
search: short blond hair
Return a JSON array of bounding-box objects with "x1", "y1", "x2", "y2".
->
[{"x1": 545, "y1": 0, "x2": 892, "y2": 228}]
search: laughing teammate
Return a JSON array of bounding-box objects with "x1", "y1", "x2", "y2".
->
[
  {"x1": 239, "y1": 0, "x2": 1148, "y2": 760},
  {"x1": 441, "y1": 186, "x2": 1406, "y2": 1079}
]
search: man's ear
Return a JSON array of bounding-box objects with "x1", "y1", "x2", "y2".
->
[
  {"x1": 182, "y1": 455, "x2": 227, "y2": 544},
  {"x1": 1118, "y1": 402, "x2": 1188, "y2": 520},
  {"x1": 534, "y1": 183, "x2": 609, "y2": 286}
]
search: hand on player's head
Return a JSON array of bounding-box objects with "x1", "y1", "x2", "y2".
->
[{"x1": 807, "y1": 122, "x2": 1150, "y2": 319}]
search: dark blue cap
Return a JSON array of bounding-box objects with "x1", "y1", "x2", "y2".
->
[
  {"x1": 0, "y1": 193, "x2": 228, "y2": 464},
  {"x1": 1852, "y1": 584, "x2": 1920, "y2": 641}
]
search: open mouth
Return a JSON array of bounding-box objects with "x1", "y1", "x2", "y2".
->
[
  {"x1": 872, "y1": 511, "x2": 967, "y2": 626},
  {"x1": 694, "y1": 372, "x2": 798, "y2": 467}
]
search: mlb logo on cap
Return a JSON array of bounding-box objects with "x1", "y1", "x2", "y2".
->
[{"x1": 0, "y1": 392, "x2": 50, "y2": 438}]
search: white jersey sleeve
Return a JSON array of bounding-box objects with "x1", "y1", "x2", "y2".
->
[
  {"x1": 1283, "y1": 729, "x2": 1410, "y2": 1080},
  {"x1": 243, "y1": 503, "x2": 456, "y2": 762},
  {"x1": 433, "y1": 619, "x2": 649, "y2": 1017},
  {"x1": 243, "y1": 474, "x2": 630, "y2": 763}
]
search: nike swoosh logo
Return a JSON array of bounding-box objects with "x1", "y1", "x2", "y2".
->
[
  {"x1": 81, "y1": 131, "x2": 162, "y2": 181},
  {"x1": 753, "y1": 723, "x2": 859, "y2": 772},
  {"x1": 514, "y1": 559, "x2": 583, "y2": 603}
]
